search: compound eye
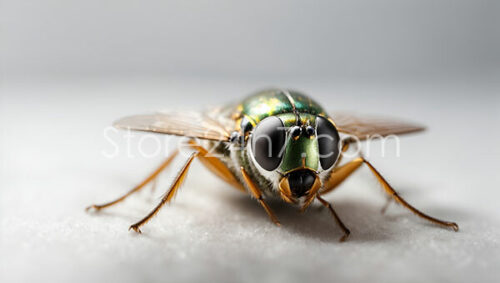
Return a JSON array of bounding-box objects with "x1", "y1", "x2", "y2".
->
[
  {"x1": 316, "y1": 116, "x2": 340, "y2": 170},
  {"x1": 251, "y1": 116, "x2": 286, "y2": 171}
]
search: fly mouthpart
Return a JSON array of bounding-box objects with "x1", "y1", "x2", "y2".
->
[{"x1": 286, "y1": 169, "x2": 317, "y2": 198}]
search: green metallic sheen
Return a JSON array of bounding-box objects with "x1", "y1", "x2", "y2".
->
[
  {"x1": 279, "y1": 135, "x2": 319, "y2": 172},
  {"x1": 226, "y1": 89, "x2": 332, "y2": 192},
  {"x1": 274, "y1": 113, "x2": 320, "y2": 173},
  {"x1": 288, "y1": 90, "x2": 324, "y2": 116},
  {"x1": 238, "y1": 89, "x2": 327, "y2": 124}
]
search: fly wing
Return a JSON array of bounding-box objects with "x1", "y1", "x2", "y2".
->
[
  {"x1": 331, "y1": 112, "x2": 425, "y2": 140},
  {"x1": 113, "y1": 110, "x2": 231, "y2": 141}
]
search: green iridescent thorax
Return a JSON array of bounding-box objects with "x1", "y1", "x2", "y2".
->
[
  {"x1": 238, "y1": 89, "x2": 326, "y2": 126},
  {"x1": 276, "y1": 113, "x2": 320, "y2": 173}
]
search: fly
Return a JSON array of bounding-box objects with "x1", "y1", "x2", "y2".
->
[{"x1": 86, "y1": 89, "x2": 458, "y2": 241}]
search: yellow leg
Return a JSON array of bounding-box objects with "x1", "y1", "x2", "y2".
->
[
  {"x1": 319, "y1": 140, "x2": 353, "y2": 195},
  {"x1": 240, "y1": 167, "x2": 280, "y2": 226},
  {"x1": 316, "y1": 194, "x2": 350, "y2": 242},
  {"x1": 321, "y1": 157, "x2": 459, "y2": 231},
  {"x1": 86, "y1": 149, "x2": 179, "y2": 211},
  {"x1": 321, "y1": 158, "x2": 364, "y2": 195},
  {"x1": 129, "y1": 152, "x2": 198, "y2": 233},
  {"x1": 188, "y1": 140, "x2": 245, "y2": 192}
]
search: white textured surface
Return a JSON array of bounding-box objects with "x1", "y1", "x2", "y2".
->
[{"x1": 1, "y1": 77, "x2": 499, "y2": 283}]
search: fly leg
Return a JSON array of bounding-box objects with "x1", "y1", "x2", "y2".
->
[
  {"x1": 316, "y1": 194, "x2": 350, "y2": 242},
  {"x1": 188, "y1": 140, "x2": 245, "y2": 192},
  {"x1": 131, "y1": 162, "x2": 280, "y2": 232},
  {"x1": 129, "y1": 152, "x2": 198, "y2": 233},
  {"x1": 86, "y1": 149, "x2": 179, "y2": 212},
  {"x1": 240, "y1": 167, "x2": 281, "y2": 226},
  {"x1": 318, "y1": 139, "x2": 352, "y2": 196},
  {"x1": 321, "y1": 157, "x2": 459, "y2": 231}
]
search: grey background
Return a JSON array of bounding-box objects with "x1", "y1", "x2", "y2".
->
[
  {"x1": 1, "y1": 0, "x2": 499, "y2": 79},
  {"x1": 1, "y1": 1, "x2": 499, "y2": 283}
]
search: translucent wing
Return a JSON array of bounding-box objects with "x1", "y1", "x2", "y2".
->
[
  {"x1": 331, "y1": 112, "x2": 425, "y2": 140},
  {"x1": 113, "y1": 110, "x2": 231, "y2": 141}
]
